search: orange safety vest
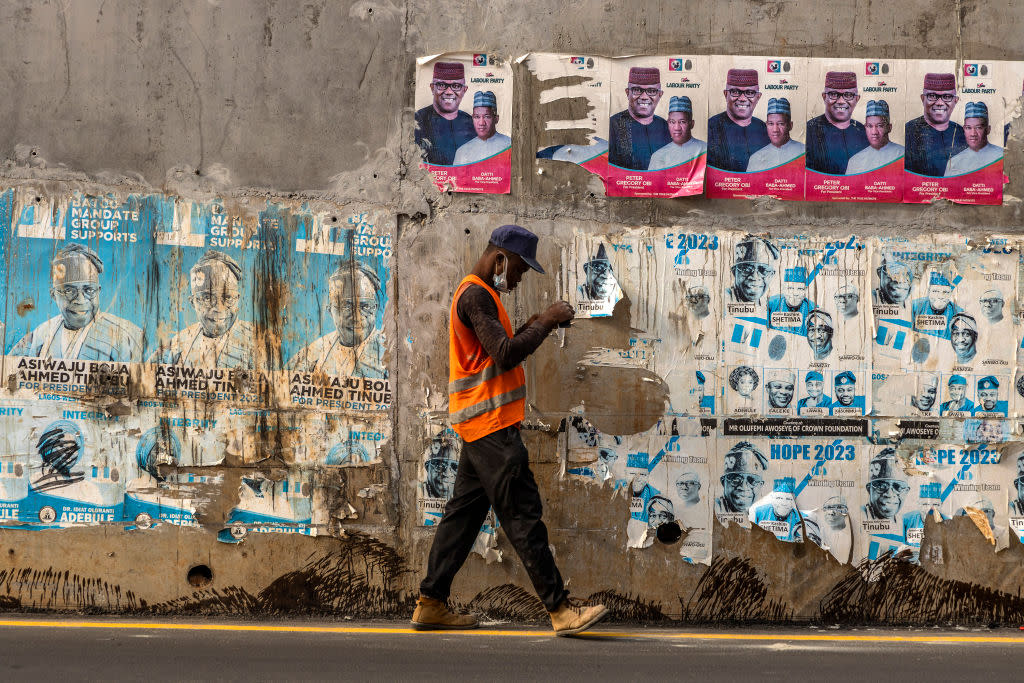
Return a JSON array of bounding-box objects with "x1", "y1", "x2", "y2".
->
[{"x1": 448, "y1": 274, "x2": 526, "y2": 441}]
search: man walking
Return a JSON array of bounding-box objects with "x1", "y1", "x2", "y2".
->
[{"x1": 412, "y1": 224, "x2": 608, "y2": 637}]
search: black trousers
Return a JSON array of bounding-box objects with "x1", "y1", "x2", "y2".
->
[{"x1": 419, "y1": 426, "x2": 568, "y2": 612}]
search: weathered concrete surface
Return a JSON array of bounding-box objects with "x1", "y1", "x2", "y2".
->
[{"x1": 2, "y1": 0, "x2": 1024, "y2": 626}]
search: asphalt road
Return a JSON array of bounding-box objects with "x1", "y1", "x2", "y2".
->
[{"x1": 0, "y1": 616, "x2": 1019, "y2": 681}]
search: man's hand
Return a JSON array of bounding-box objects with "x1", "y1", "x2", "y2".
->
[{"x1": 539, "y1": 301, "x2": 575, "y2": 328}]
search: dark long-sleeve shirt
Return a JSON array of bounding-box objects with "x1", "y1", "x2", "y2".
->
[
  {"x1": 415, "y1": 105, "x2": 475, "y2": 166},
  {"x1": 904, "y1": 116, "x2": 967, "y2": 177},
  {"x1": 608, "y1": 110, "x2": 671, "y2": 170},
  {"x1": 805, "y1": 114, "x2": 869, "y2": 174},
  {"x1": 707, "y1": 112, "x2": 770, "y2": 172},
  {"x1": 457, "y1": 284, "x2": 552, "y2": 370}
]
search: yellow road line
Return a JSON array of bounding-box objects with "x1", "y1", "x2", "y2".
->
[{"x1": 0, "y1": 620, "x2": 1021, "y2": 643}]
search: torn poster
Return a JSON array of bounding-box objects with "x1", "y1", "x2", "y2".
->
[
  {"x1": 294, "y1": 412, "x2": 386, "y2": 466},
  {"x1": 564, "y1": 235, "x2": 623, "y2": 318},
  {"x1": 904, "y1": 59, "x2": 1005, "y2": 205},
  {"x1": 4, "y1": 191, "x2": 168, "y2": 401},
  {"x1": 643, "y1": 423, "x2": 714, "y2": 564},
  {"x1": 417, "y1": 428, "x2": 460, "y2": 525},
  {"x1": 714, "y1": 437, "x2": 777, "y2": 529},
  {"x1": 792, "y1": 438, "x2": 864, "y2": 563},
  {"x1": 804, "y1": 57, "x2": 906, "y2": 202},
  {"x1": 749, "y1": 474, "x2": 802, "y2": 542},
  {"x1": 653, "y1": 228, "x2": 721, "y2": 415},
  {"x1": 146, "y1": 198, "x2": 281, "y2": 407},
  {"x1": 604, "y1": 56, "x2": 708, "y2": 197},
  {"x1": 565, "y1": 415, "x2": 625, "y2": 484},
  {"x1": 284, "y1": 207, "x2": 392, "y2": 414},
  {"x1": 528, "y1": 53, "x2": 611, "y2": 178},
  {"x1": 856, "y1": 445, "x2": 938, "y2": 563},
  {"x1": 621, "y1": 434, "x2": 662, "y2": 548},
  {"x1": 871, "y1": 235, "x2": 1015, "y2": 417},
  {"x1": 1007, "y1": 447, "x2": 1024, "y2": 544},
  {"x1": 706, "y1": 55, "x2": 807, "y2": 200},
  {"x1": 722, "y1": 234, "x2": 870, "y2": 416},
  {"x1": 219, "y1": 470, "x2": 315, "y2": 543},
  {"x1": 125, "y1": 423, "x2": 222, "y2": 531},
  {"x1": 417, "y1": 426, "x2": 502, "y2": 561},
  {"x1": 415, "y1": 53, "x2": 513, "y2": 194},
  {"x1": 998, "y1": 60, "x2": 1024, "y2": 146},
  {"x1": 919, "y1": 442, "x2": 1011, "y2": 551},
  {"x1": 0, "y1": 400, "x2": 127, "y2": 528}
]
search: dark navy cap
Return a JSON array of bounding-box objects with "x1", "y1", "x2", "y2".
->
[{"x1": 489, "y1": 224, "x2": 544, "y2": 274}]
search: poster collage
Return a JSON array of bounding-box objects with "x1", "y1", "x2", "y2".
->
[
  {"x1": 565, "y1": 413, "x2": 1020, "y2": 567},
  {"x1": 417, "y1": 52, "x2": 1024, "y2": 204},
  {"x1": 0, "y1": 189, "x2": 392, "y2": 537},
  {"x1": 563, "y1": 227, "x2": 1024, "y2": 562}
]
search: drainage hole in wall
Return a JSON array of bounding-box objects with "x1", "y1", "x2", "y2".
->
[{"x1": 187, "y1": 564, "x2": 213, "y2": 587}]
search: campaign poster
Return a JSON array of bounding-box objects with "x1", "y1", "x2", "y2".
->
[
  {"x1": 564, "y1": 234, "x2": 624, "y2": 318},
  {"x1": 293, "y1": 412, "x2": 386, "y2": 466},
  {"x1": 414, "y1": 52, "x2": 513, "y2": 194},
  {"x1": 528, "y1": 53, "x2": 611, "y2": 178},
  {"x1": 872, "y1": 236, "x2": 1014, "y2": 417},
  {"x1": 793, "y1": 438, "x2": 864, "y2": 564},
  {"x1": 135, "y1": 401, "x2": 235, "y2": 467},
  {"x1": 856, "y1": 446, "x2": 929, "y2": 563},
  {"x1": 706, "y1": 55, "x2": 807, "y2": 200},
  {"x1": 218, "y1": 469, "x2": 315, "y2": 543},
  {"x1": 713, "y1": 437, "x2": 777, "y2": 529},
  {"x1": 565, "y1": 415, "x2": 626, "y2": 485},
  {"x1": 0, "y1": 400, "x2": 128, "y2": 528},
  {"x1": 416, "y1": 425, "x2": 502, "y2": 560},
  {"x1": 1016, "y1": 246, "x2": 1024, "y2": 416},
  {"x1": 804, "y1": 58, "x2": 906, "y2": 202},
  {"x1": 956, "y1": 417, "x2": 1014, "y2": 445},
  {"x1": 124, "y1": 419, "x2": 222, "y2": 531},
  {"x1": 622, "y1": 434, "x2": 665, "y2": 548},
  {"x1": 767, "y1": 236, "x2": 870, "y2": 417},
  {"x1": 744, "y1": 442, "x2": 802, "y2": 542},
  {"x1": 603, "y1": 56, "x2": 708, "y2": 197},
  {"x1": 4, "y1": 190, "x2": 170, "y2": 400},
  {"x1": 147, "y1": 199, "x2": 283, "y2": 407},
  {"x1": 282, "y1": 208, "x2": 392, "y2": 414},
  {"x1": 633, "y1": 426, "x2": 714, "y2": 564},
  {"x1": 921, "y1": 443, "x2": 1011, "y2": 551},
  {"x1": 651, "y1": 227, "x2": 721, "y2": 415},
  {"x1": 871, "y1": 236, "x2": 951, "y2": 414},
  {"x1": 1015, "y1": 367, "x2": 1024, "y2": 419},
  {"x1": 721, "y1": 234, "x2": 778, "y2": 415},
  {"x1": 722, "y1": 233, "x2": 870, "y2": 416},
  {"x1": 417, "y1": 427, "x2": 461, "y2": 526},
  {"x1": 1007, "y1": 448, "x2": 1024, "y2": 544},
  {"x1": 904, "y1": 59, "x2": 1004, "y2": 205}
]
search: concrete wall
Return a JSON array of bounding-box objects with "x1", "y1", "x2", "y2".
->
[{"x1": 2, "y1": 0, "x2": 1024, "y2": 624}]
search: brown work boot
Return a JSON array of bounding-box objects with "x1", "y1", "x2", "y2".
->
[
  {"x1": 411, "y1": 596, "x2": 479, "y2": 630},
  {"x1": 549, "y1": 598, "x2": 609, "y2": 637}
]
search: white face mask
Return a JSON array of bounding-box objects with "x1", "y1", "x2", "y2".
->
[
  {"x1": 492, "y1": 271, "x2": 509, "y2": 293},
  {"x1": 492, "y1": 257, "x2": 509, "y2": 293}
]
